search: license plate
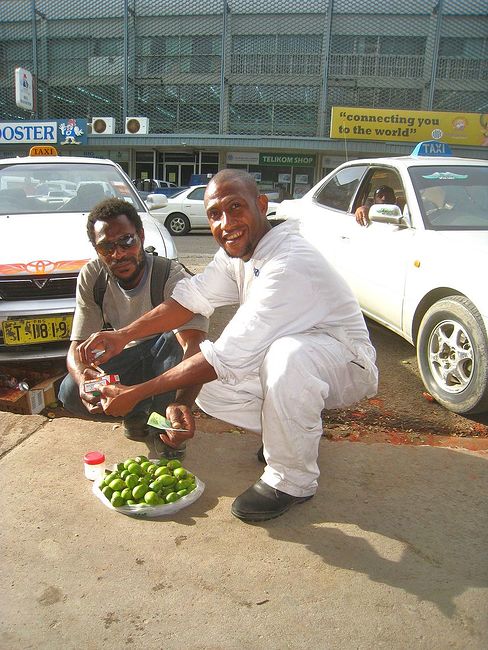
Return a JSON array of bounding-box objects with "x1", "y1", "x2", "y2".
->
[{"x1": 2, "y1": 315, "x2": 73, "y2": 345}]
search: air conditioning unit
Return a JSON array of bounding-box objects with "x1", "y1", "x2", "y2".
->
[
  {"x1": 90, "y1": 117, "x2": 115, "y2": 135},
  {"x1": 125, "y1": 117, "x2": 149, "y2": 134}
]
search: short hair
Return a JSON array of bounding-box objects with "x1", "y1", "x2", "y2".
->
[
  {"x1": 206, "y1": 169, "x2": 259, "y2": 200},
  {"x1": 86, "y1": 198, "x2": 143, "y2": 245}
]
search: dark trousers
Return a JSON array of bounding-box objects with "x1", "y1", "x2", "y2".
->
[{"x1": 58, "y1": 332, "x2": 183, "y2": 420}]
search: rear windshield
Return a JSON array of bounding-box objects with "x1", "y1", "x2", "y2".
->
[
  {"x1": 0, "y1": 161, "x2": 144, "y2": 215},
  {"x1": 409, "y1": 165, "x2": 488, "y2": 230}
]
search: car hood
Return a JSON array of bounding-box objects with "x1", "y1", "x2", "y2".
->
[{"x1": 1, "y1": 211, "x2": 94, "y2": 276}]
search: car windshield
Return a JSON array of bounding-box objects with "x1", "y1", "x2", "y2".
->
[
  {"x1": 0, "y1": 161, "x2": 144, "y2": 215},
  {"x1": 409, "y1": 165, "x2": 488, "y2": 230}
]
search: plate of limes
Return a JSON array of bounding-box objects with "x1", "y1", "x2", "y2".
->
[{"x1": 92, "y1": 455, "x2": 205, "y2": 517}]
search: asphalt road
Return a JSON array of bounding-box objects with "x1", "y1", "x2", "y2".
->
[{"x1": 174, "y1": 233, "x2": 488, "y2": 446}]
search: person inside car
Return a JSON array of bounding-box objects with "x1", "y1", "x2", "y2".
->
[
  {"x1": 76, "y1": 170, "x2": 378, "y2": 523},
  {"x1": 58, "y1": 197, "x2": 208, "y2": 458},
  {"x1": 355, "y1": 185, "x2": 398, "y2": 227}
]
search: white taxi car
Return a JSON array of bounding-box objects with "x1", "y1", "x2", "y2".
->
[
  {"x1": 0, "y1": 150, "x2": 174, "y2": 361},
  {"x1": 150, "y1": 184, "x2": 280, "y2": 236},
  {"x1": 276, "y1": 143, "x2": 488, "y2": 414}
]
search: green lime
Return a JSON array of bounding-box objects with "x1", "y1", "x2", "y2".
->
[
  {"x1": 165, "y1": 491, "x2": 181, "y2": 503},
  {"x1": 144, "y1": 491, "x2": 164, "y2": 505},
  {"x1": 125, "y1": 474, "x2": 139, "y2": 489},
  {"x1": 101, "y1": 485, "x2": 114, "y2": 500},
  {"x1": 120, "y1": 469, "x2": 130, "y2": 480},
  {"x1": 123, "y1": 458, "x2": 136, "y2": 470},
  {"x1": 167, "y1": 459, "x2": 182, "y2": 470},
  {"x1": 134, "y1": 455, "x2": 149, "y2": 464},
  {"x1": 132, "y1": 483, "x2": 149, "y2": 500},
  {"x1": 146, "y1": 463, "x2": 158, "y2": 475},
  {"x1": 127, "y1": 462, "x2": 144, "y2": 476},
  {"x1": 105, "y1": 471, "x2": 119, "y2": 484},
  {"x1": 126, "y1": 499, "x2": 137, "y2": 505},
  {"x1": 109, "y1": 478, "x2": 126, "y2": 492},
  {"x1": 154, "y1": 466, "x2": 171, "y2": 477},
  {"x1": 116, "y1": 462, "x2": 126, "y2": 472},
  {"x1": 157, "y1": 457, "x2": 169, "y2": 466},
  {"x1": 111, "y1": 492, "x2": 125, "y2": 507},
  {"x1": 158, "y1": 474, "x2": 176, "y2": 487},
  {"x1": 177, "y1": 489, "x2": 189, "y2": 497},
  {"x1": 121, "y1": 487, "x2": 132, "y2": 500},
  {"x1": 173, "y1": 467, "x2": 187, "y2": 480},
  {"x1": 176, "y1": 478, "x2": 192, "y2": 491},
  {"x1": 140, "y1": 461, "x2": 152, "y2": 471}
]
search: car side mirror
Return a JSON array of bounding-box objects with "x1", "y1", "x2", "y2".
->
[
  {"x1": 146, "y1": 193, "x2": 168, "y2": 210},
  {"x1": 368, "y1": 204, "x2": 406, "y2": 226}
]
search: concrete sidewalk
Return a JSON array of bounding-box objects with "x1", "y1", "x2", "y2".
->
[{"x1": 1, "y1": 411, "x2": 487, "y2": 649}]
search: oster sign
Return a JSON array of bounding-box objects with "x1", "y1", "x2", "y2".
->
[{"x1": 0, "y1": 122, "x2": 57, "y2": 144}]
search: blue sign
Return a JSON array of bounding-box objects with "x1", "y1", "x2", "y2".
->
[
  {"x1": 411, "y1": 140, "x2": 452, "y2": 157},
  {"x1": 57, "y1": 118, "x2": 87, "y2": 145},
  {"x1": 0, "y1": 118, "x2": 88, "y2": 145}
]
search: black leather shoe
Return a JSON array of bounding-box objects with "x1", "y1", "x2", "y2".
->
[
  {"x1": 231, "y1": 479, "x2": 313, "y2": 522},
  {"x1": 257, "y1": 445, "x2": 265, "y2": 463}
]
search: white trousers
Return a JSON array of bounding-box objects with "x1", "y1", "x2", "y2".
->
[{"x1": 196, "y1": 332, "x2": 378, "y2": 498}]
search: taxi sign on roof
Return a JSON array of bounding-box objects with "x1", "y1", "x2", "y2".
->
[
  {"x1": 411, "y1": 140, "x2": 452, "y2": 157},
  {"x1": 29, "y1": 145, "x2": 58, "y2": 156}
]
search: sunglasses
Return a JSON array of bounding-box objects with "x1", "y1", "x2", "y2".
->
[{"x1": 95, "y1": 233, "x2": 139, "y2": 256}]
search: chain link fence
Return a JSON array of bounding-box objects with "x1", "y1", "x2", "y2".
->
[{"x1": 1, "y1": 0, "x2": 486, "y2": 136}]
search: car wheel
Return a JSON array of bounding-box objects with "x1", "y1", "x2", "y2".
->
[
  {"x1": 165, "y1": 212, "x2": 190, "y2": 236},
  {"x1": 417, "y1": 296, "x2": 488, "y2": 414}
]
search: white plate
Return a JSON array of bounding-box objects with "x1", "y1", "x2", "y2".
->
[{"x1": 92, "y1": 462, "x2": 205, "y2": 518}]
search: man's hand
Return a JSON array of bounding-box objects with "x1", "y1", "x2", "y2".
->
[
  {"x1": 355, "y1": 205, "x2": 370, "y2": 227},
  {"x1": 99, "y1": 383, "x2": 138, "y2": 416},
  {"x1": 159, "y1": 403, "x2": 196, "y2": 448},
  {"x1": 77, "y1": 330, "x2": 126, "y2": 366},
  {"x1": 79, "y1": 367, "x2": 104, "y2": 414}
]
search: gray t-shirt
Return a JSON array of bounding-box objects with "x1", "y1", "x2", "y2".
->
[{"x1": 71, "y1": 253, "x2": 208, "y2": 345}]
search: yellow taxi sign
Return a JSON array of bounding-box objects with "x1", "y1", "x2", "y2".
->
[{"x1": 29, "y1": 145, "x2": 58, "y2": 156}]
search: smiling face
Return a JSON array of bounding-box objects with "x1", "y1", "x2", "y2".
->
[
  {"x1": 93, "y1": 214, "x2": 146, "y2": 289},
  {"x1": 204, "y1": 171, "x2": 271, "y2": 261}
]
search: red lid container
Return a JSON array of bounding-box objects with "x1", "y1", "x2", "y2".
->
[{"x1": 83, "y1": 451, "x2": 105, "y2": 465}]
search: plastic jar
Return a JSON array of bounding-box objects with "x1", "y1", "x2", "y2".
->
[{"x1": 83, "y1": 451, "x2": 106, "y2": 481}]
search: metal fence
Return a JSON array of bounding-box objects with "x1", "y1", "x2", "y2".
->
[{"x1": 1, "y1": 0, "x2": 487, "y2": 137}]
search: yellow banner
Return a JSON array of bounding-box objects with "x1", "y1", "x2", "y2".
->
[{"x1": 330, "y1": 106, "x2": 488, "y2": 147}]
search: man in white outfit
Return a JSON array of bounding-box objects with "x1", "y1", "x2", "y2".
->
[{"x1": 78, "y1": 169, "x2": 378, "y2": 522}]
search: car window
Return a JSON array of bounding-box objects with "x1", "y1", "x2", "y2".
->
[
  {"x1": 409, "y1": 165, "x2": 488, "y2": 230},
  {"x1": 314, "y1": 165, "x2": 367, "y2": 211},
  {"x1": 187, "y1": 187, "x2": 206, "y2": 201},
  {"x1": 0, "y1": 162, "x2": 143, "y2": 214},
  {"x1": 355, "y1": 168, "x2": 406, "y2": 213}
]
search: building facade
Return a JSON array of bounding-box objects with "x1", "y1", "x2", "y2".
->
[{"x1": 1, "y1": 0, "x2": 487, "y2": 195}]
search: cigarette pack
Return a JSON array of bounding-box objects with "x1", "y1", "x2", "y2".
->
[{"x1": 84, "y1": 374, "x2": 120, "y2": 396}]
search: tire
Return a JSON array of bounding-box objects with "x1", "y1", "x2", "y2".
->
[
  {"x1": 417, "y1": 296, "x2": 488, "y2": 414},
  {"x1": 165, "y1": 212, "x2": 190, "y2": 236}
]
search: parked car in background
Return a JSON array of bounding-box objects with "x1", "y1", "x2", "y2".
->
[
  {"x1": 132, "y1": 178, "x2": 182, "y2": 199},
  {"x1": 0, "y1": 152, "x2": 175, "y2": 361},
  {"x1": 150, "y1": 184, "x2": 279, "y2": 235},
  {"x1": 276, "y1": 145, "x2": 488, "y2": 414}
]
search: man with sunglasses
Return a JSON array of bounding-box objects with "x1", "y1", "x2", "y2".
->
[{"x1": 58, "y1": 197, "x2": 208, "y2": 456}]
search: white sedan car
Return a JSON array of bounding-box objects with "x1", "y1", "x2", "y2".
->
[
  {"x1": 277, "y1": 151, "x2": 488, "y2": 415},
  {"x1": 0, "y1": 153, "x2": 174, "y2": 361},
  {"x1": 151, "y1": 184, "x2": 280, "y2": 236}
]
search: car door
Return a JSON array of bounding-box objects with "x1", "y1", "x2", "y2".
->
[
  {"x1": 182, "y1": 186, "x2": 207, "y2": 228},
  {"x1": 340, "y1": 167, "x2": 414, "y2": 332}
]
